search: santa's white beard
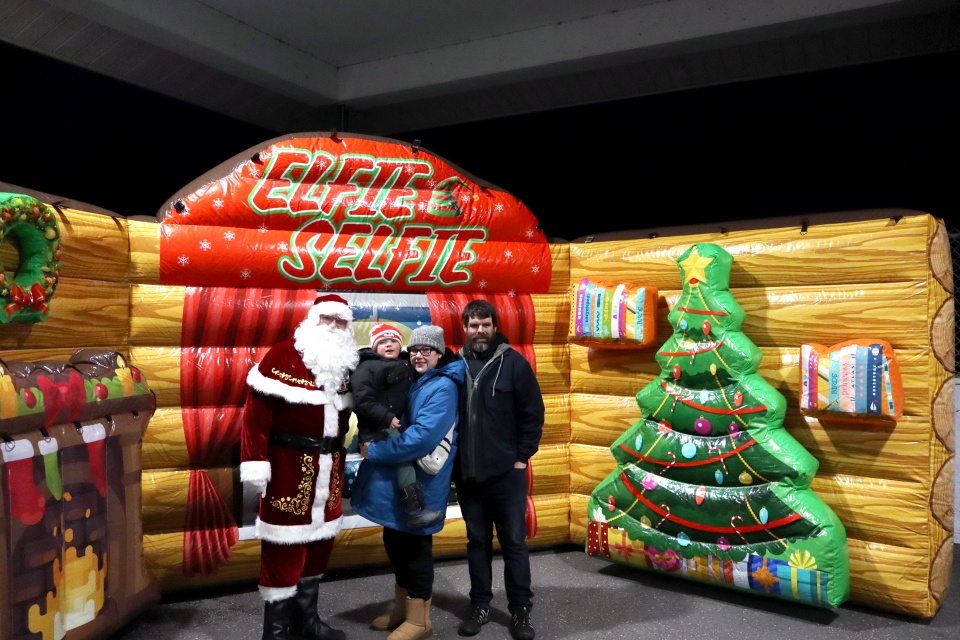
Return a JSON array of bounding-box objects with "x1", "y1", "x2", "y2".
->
[{"x1": 294, "y1": 322, "x2": 359, "y2": 392}]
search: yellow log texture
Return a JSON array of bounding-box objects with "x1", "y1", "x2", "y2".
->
[
  {"x1": 129, "y1": 220, "x2": 161, "y2": 284},
  {"x1": 568, "y1": 443, "x2": 930, "y2": 549},
  {"x1": 141, "y1": 394, "x2": 570, "y2": 470},
  {"x1": 130, "y1": 345, "x2": 569, "y2": 407},
  {"x1": 930, "y1": 537, "x2": 953, "y2": 609},
  {"x1": 0, "y1": 347, "x2": 127, "y2": 364},
  {"x1": 141, "y1": 467, "x2": 237, "y2": 535},
  {"x1": 142, "y1": 446, "x2": 567, "y2": 535},
  {"x1": 568, "y1": 493, "x2": 937, "y2": 616},
  {"x1": 549, "y1": 244, "x2": 569, "y2": 294},
  {"x1": 0, "y1": 278, "x2": 130, "y2": 351},
  {"x1": 49, "y1": 208, "x2": 130, "y2": 282},
  {"x1": 541, "y1": 394, "x2": 571, "y2": 446},
  {"x1": 930, "y1": 456, "x2": 954, "y2": 531},
  {"x1": 144, "y1": 493, "x2": 571, "y2": 590},
  {"x1": 129, "y1": 285, "x2": 568, "y2": 347},
  {"x1": 570, "y1": 345, "x2": 932, "y2": 416},
  {"x1": 570, "y1": 394, "x2": 933, "y2": 483},
  {"x1": 929, "y1": 221, "x2": 953, "y2": 293},
  {"x1": 570, "y1": 215, "x2": 933, "y2": 290}
]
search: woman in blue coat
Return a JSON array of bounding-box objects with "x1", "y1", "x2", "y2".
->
[{"x1": 354, "y1": 325, "x2": 464, "y2": 640}]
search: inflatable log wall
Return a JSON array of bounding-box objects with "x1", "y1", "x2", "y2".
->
[
  {"x1": 1, "y1": 138, "x2": 952, "y2": 618},
  {"x1": 566, "y1": 214, "x2": 954, "y2": 618}
]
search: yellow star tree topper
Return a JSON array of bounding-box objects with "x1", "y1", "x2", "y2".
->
[{"x1": 678, "y1": 247, "x2": 713, "y2": 284}]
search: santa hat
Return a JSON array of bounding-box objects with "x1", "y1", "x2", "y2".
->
[
  {"x1": 309, "y1": 294, "x2": 353, "y2": 322},
  {"x1": 370, "y1": 322, "x2": 403, "y2": 351}
]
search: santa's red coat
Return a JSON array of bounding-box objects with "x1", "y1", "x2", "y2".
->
[{"x1": 240, "y1": 339, "x2": 353, "y2": 544}]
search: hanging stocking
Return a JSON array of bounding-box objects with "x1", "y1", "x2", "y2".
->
[
  {"x1": 38, "y1": 437, "x2": 62, "y2": 500},
  {"x1": 3, "y1": 439, "x2": 46, "y2": 525},
  {"x1": 81, "y1": 423, "x2": 107, "y2": 496}
]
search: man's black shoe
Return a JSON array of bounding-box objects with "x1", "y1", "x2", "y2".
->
[
  {"x1": 509, "y1": 608, "x2": 535, "y2": 640},
  {"x1": 458, "y1": 605, "x2": 489, "y2": 636}
]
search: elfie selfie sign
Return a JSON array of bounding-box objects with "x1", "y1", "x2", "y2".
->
[{"x1": 158, "y1": 135, "x2": 551, "y2": 293}]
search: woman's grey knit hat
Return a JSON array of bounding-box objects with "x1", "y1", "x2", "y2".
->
[{"x1": 408, "y1": 325, "x2": 445, "y2": 352}]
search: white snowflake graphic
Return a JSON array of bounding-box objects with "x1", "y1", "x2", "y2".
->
[
  {"x1": 531, "y1": 265, "x2": 540, "y2": 274},
  {"x1": 504, "y1": 249, "x2": 513, "y2": 259},
  {"x1": 275, "y1": 242, "x2": 288, "y2": 252},
  {"x1": 259, "y1": 224, "x2": 269, "y2": 233},
  {"x1": 508, "y1": 289, "x2": 516, "y2": 297},
  {"x1": 427, "y1": 179, "x2": 436, "y2": 187},
  {"x1": 200, "y1": 240, "x2": 212, "y2": 251},
  {"x1": 178, "y1": 255, "x2": 189, "y2": 266},
  {"x1": 417, "y1": 201, "x2": 427, "y2": 211},
  {"x1": 240, "y1": 269, "x2": 252, "y2": 279},
  {"x1": 495, "y1": 202, "x2": 504, "y2": 212},
  {"x1": 320, "y1": 282, "x2": 332, "y2": 289},
  {"x1": 478, "y1": 280, "x2": 488, "y2": 289},
  {"x1": 525, "y1": 228, "x2": 535, "y2": 238},
  {"x1": 248, "y1": 165, "x2": 261, "y2": 179},
  {"x1": 224, "y1": 231, "x2": 235, "y2": 241},
  {"x1": 213, "y1": 198, "x2": 224, "y2": 210}
]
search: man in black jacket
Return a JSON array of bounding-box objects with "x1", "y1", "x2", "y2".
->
[{"x1": 455, "y1": 300, "x2": 544, "y2": 640}]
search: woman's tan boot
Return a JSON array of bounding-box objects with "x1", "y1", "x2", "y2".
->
[
  {"x1": 372, "y1": 585, "x2": 408, "y2": 630},
  {"x1": 387, "y1": 597, "x2": 432, "y2": 640}
]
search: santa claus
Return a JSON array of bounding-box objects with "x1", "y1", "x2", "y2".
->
[{"x1": 241, "y1": 294, "x2": 359, "y2": 640}]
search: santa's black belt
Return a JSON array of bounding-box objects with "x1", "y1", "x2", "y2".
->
[{"x1": 269, "y1": 431, "x2": 344, "y2": 454}]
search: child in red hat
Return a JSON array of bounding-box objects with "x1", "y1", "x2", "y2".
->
[{"x1": 351, "y1": 322, "x2": 443, "y2": 527}]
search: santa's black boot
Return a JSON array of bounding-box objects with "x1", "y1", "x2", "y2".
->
[
  {"x1": 401, "y1": 482, "x2": 444, "y2": 528},
  {"x1": 291, "y1": 579, "x2": 346, "y2": 640},
  {"x1": 263, "y1": 597, "x2": 295, "y2": 640}
]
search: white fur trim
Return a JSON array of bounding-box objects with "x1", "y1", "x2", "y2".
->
[
  {"x1": 241, "y1": 461, "x2": 271, "y2": 484},
  {"x1": 258, "y1": 585, "x2": 297, "y2": 603},
  {"x1": 255, "y1": 451, "x2": 343, "y2": 544},
  {"x1": 323, "y1": 405, "x2": 339, "y2": 439},
  {"x1": 2, "y1": 439, "x2": 34, "y2": 463},
  {"x1": 311, "y1": 300, "x2": 353, "y2": 322},
  {"x1": 247, "y1": 365, "x2": 329, "y2": 405}
]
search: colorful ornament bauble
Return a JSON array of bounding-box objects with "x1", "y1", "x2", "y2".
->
[
  {"x1": 658, "y1": 420, "x2": 672, "y2": 434},
  {"x1": 673, "y1": 365, "x2": 681, "y2": 380},
  {"x1": 716, "y1": 537, "x2": 731, "y2": 551},
  {"x1": 702, "y1": 320, "x2": 711, "y2": 335},
  {"x1": 759, "y1": 508, "x2": 769, "y2": 524},
  {"x1": 729, "y1": 422, "x2": 739, "y2": 436},
  {"x1": 677, "y1": 532, "x2": 691, "y2": 546},
  {"x1": 635, "y1": 434, "x2": 643, "y2": 451},
  {"x1": 642, "y1": 474, "x2": 659, "y2": 490},
  {"x1": 681, "y1": 443, "x2": 697, "y2": 459},
  {"x1": 695, "y1": 486, "x2": 707, "y2": 505},
  {"x1": 679, "y1": 319, "x2": 688, "y2": 330},
  {"x1": 608, "y1": 495, "x2": 616, "y2": 511},
  {"x1": 0, "y1": 193, "x2": 61, "y2": 324},
  {"x1": 715, "y1": 470, "x2": 724, "y2": 484},
  {"x1": 694, "y1": 417, "x2": 711, "y2": 435},
  {"x1": 734, "y1": 392, "x2": 743, "y2": 407},
  {"x1": 710, "y1": 363, "x2": 717, "y2": 375},
  {"x1": 640, "y1": 516, "x2": 652, "y2": 528},
  {"x1": 739, "y1": 472, "x2": 753, "y2": 485}
]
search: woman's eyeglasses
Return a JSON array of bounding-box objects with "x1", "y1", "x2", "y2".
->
[{"x1": 408, "y1": 346, "x2": 437, "y2": 356}]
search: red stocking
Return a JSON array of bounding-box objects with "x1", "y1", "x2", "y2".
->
[
  {"x1": 82, "y1": 423, "x2": 107, "y2": 496},
  {"x1": 3, "y1": 439, "x2": 46, "y2": 525}
]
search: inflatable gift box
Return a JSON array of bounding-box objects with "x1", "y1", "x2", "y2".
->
[
  {"x1": 799, "y1": 339, "x2": 903, "y2": 421},
  {"x1": 569, "y1": 277, "x2": 657, "y2": 348}
]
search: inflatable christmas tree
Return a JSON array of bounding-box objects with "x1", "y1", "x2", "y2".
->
[{"x1": 586, "y1": 243, "x2": 850, "y2": 608}]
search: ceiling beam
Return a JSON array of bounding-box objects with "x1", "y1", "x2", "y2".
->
[
  {"x1": 338, "y1": 0, "x2": 951, "y2": 106},
  {"x1": 44, "y1": 0, "x2": 338, "y2": 105}
]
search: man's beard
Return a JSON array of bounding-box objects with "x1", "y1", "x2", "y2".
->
[
  {"x1": 469, "y1": 336, "x2": 489, "y2": 354},
  {"x1": 294, "y1": 322, "x2": 359, "y2": 391}
]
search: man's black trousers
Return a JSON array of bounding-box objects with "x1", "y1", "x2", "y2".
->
[{"x1": 457, "y1": 468, "x2": 533, "y2": 612}]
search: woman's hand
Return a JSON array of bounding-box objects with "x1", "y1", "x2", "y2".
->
[{"x1": 360, "y1": 442, "x2": 370, "y2": 459}]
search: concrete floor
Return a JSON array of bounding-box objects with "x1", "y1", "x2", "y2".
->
[{"x1": 114, "y1": 546, "x2": 959, "y2": 640}]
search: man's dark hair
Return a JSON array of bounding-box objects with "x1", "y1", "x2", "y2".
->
[{"x1": 461, "y1": 299, "x2": 499, "y2": 328}]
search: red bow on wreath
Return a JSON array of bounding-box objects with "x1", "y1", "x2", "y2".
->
[{"x1": 3, "y1": 283, "x2": 48, "y2": 317}]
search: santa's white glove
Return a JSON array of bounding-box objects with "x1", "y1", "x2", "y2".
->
[{"x1": 240, "y1": 461, "x2": 271, "y2": 498}]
